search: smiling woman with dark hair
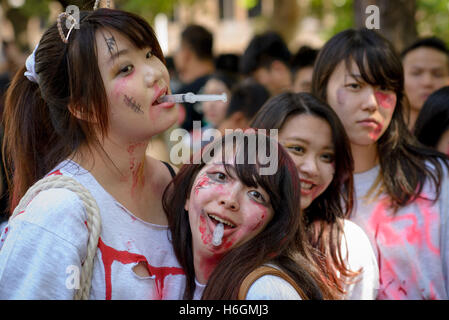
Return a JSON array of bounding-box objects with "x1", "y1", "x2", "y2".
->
[
  {"x1": 251, "y1": 92, "x2": 378, "y2": 299},
  {"x1": 163, "y1": 130, "x2": 327, "y2": 300}
]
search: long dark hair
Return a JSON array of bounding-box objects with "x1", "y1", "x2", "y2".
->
[
  {"x1": 414, "y1": 86, "x2": 449, "y2": 150},
  {"x1": 2, "y1": 8, "x2": 164, "y2": 212},
  {"x1": 312, "y1": 28, "x2": 449, "y2": 210},
  {"x1": 163, "y1": 130, "x2": 325, "y2": 299},
  {"x1": 251, "y1": 92, "x2": 356, "y2": 298}
]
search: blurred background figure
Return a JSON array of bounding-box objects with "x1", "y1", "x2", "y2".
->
[
  {"x1": 174, "y1": 24, "x2": 215, "y2": 131},
  {"x1": 201, "y1": 72, "x2": 236, "y2": 129},
  {"x1": 164, "y1": 56, "x2": 183, "y2": 94},
  {"x1": 217, "y1": 79, "x2": 270, "y2": 135},
  {"x1": 414, "y1": 86, "x2": 449, "y2": 156},
  {"x1": 214, "y1": 53, "x2": 240, "y2": 79},
  {"x1": 290, "y1": 45, "x2": 319, "y2": 93},
  {"x1": 239, "y1": 31, "x2": 292, "y2": 96},
  {"x1": 402, "y1": 37, "x2": 449, "y2": 131}
]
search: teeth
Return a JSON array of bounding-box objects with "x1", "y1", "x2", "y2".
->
[
  {"x1": 300, "y1": 181, "x2": 313, "y2": 190},
  {"x1": 208, "y1": 214, "x2": 236, "y2": 228}
]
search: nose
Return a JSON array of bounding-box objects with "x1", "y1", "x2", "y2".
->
[
  {"x1": 362, "y1": 86, "x2": 378, "y2": 113},
  {"x1": 421, "y1": 72, "x2": 434, "y2": 88},
  {"x1": 298, "y1": 154, "x2": 319, "y2": 177},
  {"x1": 218, "y1": 184, "x2": 240, "y2": 211},
  {"x1": 143, "y1": 63, "x2": 163, "y2": 87}
]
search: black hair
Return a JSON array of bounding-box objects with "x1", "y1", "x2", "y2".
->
[
  {"x1": 291, "y1": 46, "x2": 319, "y2": 74},
  {"x1": 401, "y1": 37, "x2": 449, "y2": 61},
  {"x1": 226, "y1": 79, "x2": 270, "y2": 120},
  {"x1": 206, "y1": 71, "x2": 237, "y2": 93},
  {"x1": 312, "y1": 28, "x2": 449, "y2": 210},
  {"x1": 239, "y1": 31, "x2": 291, "y2": 75},
  {"x1": 181, "y1": 24, "x2": 213, "y2": 61},
  {"x1": 414, "y1": 86, "x2": 449, "y2": 149},
  {"x1": 215, "y1": 53, "x2": 240, "y2": 75}
]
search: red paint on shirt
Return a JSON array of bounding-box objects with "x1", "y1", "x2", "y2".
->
[{"x1": 97, "y1": 237, "x2": 184, "y2": 299}]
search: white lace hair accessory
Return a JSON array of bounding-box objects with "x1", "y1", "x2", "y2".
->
[{"x1": 24, "y1": 44, "x2": 39, "y2": 84}]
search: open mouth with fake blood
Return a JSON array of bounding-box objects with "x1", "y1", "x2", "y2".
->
[
  {"x1": 201, "y1": 210, "x2": 237, "y2": 248},
  {"x1": 206, "y1": 212, "x2": 237, "y2": 229},
  {"x1": 299, "y1": 178, "x2": 319, "y2": 196}
]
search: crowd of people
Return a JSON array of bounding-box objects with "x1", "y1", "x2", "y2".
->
[{"x1": 0, "y1": 4, "x2": 448, "y2": 300}]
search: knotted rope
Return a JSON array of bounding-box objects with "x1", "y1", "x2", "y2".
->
[{"x1": 10, "y1": 175, "x2": 101, "y2": 300}]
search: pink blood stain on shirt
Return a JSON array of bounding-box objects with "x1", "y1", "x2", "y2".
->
[
  {"x1": 368, "y1": 193, "x2": 441, "y2": 299},
  {"x1": 98, "y1": 237, "x2": 184, "y2": 299}
]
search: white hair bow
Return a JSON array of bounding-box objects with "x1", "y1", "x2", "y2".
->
[{"x1": 24, "y1": 44, "x2": 40, "y2": 84}]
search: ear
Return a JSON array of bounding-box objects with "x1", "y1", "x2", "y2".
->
[
  {"x1": 68, "y1": 103, "x2": 98, "y2": 123},
  {"x1": 184, "y1": 198, "x2": 190, "y2": 212},
  {"x1": 68, "y1": 103, "x2": 83, "y2": 121}
]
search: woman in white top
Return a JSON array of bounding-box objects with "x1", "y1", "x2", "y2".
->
[
  {"x1": 0, "y1": 8, "x2": 184, "y2": 299},
  {"x1": 163, "y1": 130, "x2": 328, "y2": 299},
  {"x1": 312, "y1": 28, "x2": 449, "y2": 299},
  {"x1": 251, "y1": 92, "x2": 378, "y2": 299}
]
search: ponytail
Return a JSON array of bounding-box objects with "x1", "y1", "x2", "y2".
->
[
  {"x1": 2, "y1": 66, "x2": 68, "y2": 212},
  {"x1": 2, "y1": 8, "x2": 170, "y2": 214}
]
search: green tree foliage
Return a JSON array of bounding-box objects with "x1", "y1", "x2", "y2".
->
[
  {"x1": 2, "y1": 0, "x2": 448, "y2": 47},
  {"x1": 416, "y1": 0, "x2": 449, "y2": 46}
]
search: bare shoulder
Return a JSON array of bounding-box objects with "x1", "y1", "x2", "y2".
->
[{"x1": 146, "y1": 157, "x2": 178, "y2": 190}]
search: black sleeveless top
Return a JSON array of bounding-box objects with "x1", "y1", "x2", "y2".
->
[{"x1": 161, "y1": 161, "x2": 176, "y2": 178}]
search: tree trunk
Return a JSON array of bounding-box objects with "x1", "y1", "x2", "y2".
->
[
  {"x1": 268, "y1": 0, "x2": 300, "y2": 46},
  {"x1": 354, "y1": 0, "x2": 417, "y2": 53}
]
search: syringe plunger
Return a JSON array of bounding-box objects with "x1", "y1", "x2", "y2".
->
[{"x1": 157, "y1": 92, "x2": 227, "y2": 104}]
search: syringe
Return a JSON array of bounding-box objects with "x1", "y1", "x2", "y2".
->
[
  {"x1": 212, "y1": 222, "x2": 224, "y2": 247},
  {"x1": 157, "y1": 92, "x2": 227, "y2": 104}
]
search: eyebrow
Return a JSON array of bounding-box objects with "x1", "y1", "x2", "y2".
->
[
  {"x1": 108, "y1": 49, "x2": 130, "y2": 64},
  {"x1": 210, "y1": 161, "x2": 237, "y2": 174},
  {"x1": 345, "y1": 74, "x2": 363, "y2": 82},
  {"x1": 282, "y1": 137, "x2": 333, "y2": 150}
]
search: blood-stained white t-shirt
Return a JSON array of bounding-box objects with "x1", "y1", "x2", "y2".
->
[
  {"x1": 351, "y1": 164, "x2": 449, "y2": 300},
  {"x1": 0, "y1": 160, "x2": 185, "y2": 299}
]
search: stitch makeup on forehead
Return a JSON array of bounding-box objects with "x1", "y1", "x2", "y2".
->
[{"x1": 104, "y1": 33, "x2": 118, "y2": 57}]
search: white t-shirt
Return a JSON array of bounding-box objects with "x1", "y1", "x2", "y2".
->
[
  {"x1": 193, "y1": 264, "x2": 302, "y2": 300},
  {"x1": 341, "y1": 219, "x2": 379, "y2": 300},
  {"x1": 351, "y1": 164, "x2": 449, "y2": 299},
  {"x1": 0, "y1": 160, "x2": 186, "y2": 299}
]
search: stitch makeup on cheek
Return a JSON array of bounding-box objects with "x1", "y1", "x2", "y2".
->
[{"x1": 124, "y1": 95, "x2": 144, "y2": 114}]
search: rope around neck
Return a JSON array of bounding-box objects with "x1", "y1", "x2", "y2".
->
[{"x1": 11, "y1": 175, "x2": 102, "y2": 300}]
